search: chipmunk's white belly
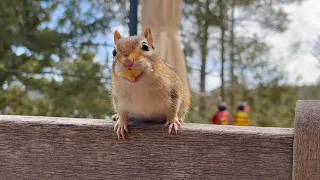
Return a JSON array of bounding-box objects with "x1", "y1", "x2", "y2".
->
[{"x1": 115, "y1": 81, "x2": 169, "y2": 118}]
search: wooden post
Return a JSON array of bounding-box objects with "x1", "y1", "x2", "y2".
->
[{"x1": 293, "y1": 100, "x2": 320, "y2": 180}]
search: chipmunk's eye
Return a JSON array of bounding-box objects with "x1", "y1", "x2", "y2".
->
[
  {"x1": 142, "y1": 43, "x2": 149, "y2": 51},
  {"x1": 112, "y1": 49, "x2": 117, "y2": 57}
]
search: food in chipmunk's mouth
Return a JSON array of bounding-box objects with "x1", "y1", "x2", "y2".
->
[{"x1": 119, "y1": 69, "x2": 143, "y2": 82}]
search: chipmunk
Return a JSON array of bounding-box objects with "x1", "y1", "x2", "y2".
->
[{"x1": 111, "y1": 27, "x2": 190, "y2": 139}]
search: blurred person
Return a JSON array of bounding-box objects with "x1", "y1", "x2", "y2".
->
[
  {"x1": 212, "y1": 102, "x2": 232, "y2": 125},
  {"x1": 234, "y1": 103, "x2": 250, "y2": 126}
]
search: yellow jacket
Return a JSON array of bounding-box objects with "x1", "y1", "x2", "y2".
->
[{"x1": 234, "y1": 111, "x2": 249, "y2": 126}]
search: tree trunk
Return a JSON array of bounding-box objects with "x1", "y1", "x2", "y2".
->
[
  {"x1": 199, "y1": 0, "x2": 210, "y2": 115},
  {"x1": 219, "y1": 0, "x2": 226, "y2": 102},
  {"x1": 199, "y1": 23, "x2": 209, "y2": 114},
  {"x1": 229, "y1": 0, "x2": 236, "y2": 114}
]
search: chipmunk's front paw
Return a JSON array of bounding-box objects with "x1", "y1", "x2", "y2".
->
[
  {"x1": 114, "y1": 119, "x2": 129, "y2": 139},
  {"x1": 163, "y1": 117, "x2": 182, "y2": 134}
]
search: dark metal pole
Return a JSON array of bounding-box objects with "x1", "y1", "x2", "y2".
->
[{"x1": 129, "y1": 0, "x2": 138, "y2": 36}]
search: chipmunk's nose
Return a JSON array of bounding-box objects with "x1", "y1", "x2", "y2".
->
[{"x1": 122, "y1": 58, "x2": 133, "y2": 68}]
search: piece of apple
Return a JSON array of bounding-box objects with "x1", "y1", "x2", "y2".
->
[{"x1": 119, "y1": 69, "x2": 143, "y2": 82}]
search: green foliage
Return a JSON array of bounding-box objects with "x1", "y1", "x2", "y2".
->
[
  {"x1": 247, "y1": 85, "x2": 299, "y2": 128},
  {"x1": 298, "y1": 85, "x2": 320, "y2": 100},
  {"x1": 0, "y1": 0, "x2": 116, "y2": 118}
]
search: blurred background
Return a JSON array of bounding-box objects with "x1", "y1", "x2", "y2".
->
[{"x1": 0, "y1": 0, "x2": 319, "y2": 128}]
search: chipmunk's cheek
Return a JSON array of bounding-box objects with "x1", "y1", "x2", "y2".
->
[
  {"x1": 114, "y1": 65, "x2": 122, "y2": 77},
  {"x1": 138, "y1": 60, "x2": 153, "y2": 73}
]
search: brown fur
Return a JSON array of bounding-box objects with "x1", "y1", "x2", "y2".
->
[{"x1": 112, "y1": 27, "x2": 190, "y2": 137}]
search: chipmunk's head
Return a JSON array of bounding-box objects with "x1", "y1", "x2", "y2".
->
[{"x1": 112, "y1": 27, "x2": 156, "y2": 83}]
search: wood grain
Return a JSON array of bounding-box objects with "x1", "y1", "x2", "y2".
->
[
  {"x1": 0, "y1": 115, "x2": 293, "y2": 180},
  {"x1": 293, "y1": 100, "x2": 320, "y2": 180}
]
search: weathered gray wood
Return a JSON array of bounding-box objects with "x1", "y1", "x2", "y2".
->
[
  {"x1": 293, "y1": 100, "x2": 320, "y2": 180},
  {"x1": 0, "y1": 115, "x2": 293, "y2": 180}
]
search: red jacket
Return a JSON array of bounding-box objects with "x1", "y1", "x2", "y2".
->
[{"x1": 212, "y1": 110, "x2": 232, "y2": 125}]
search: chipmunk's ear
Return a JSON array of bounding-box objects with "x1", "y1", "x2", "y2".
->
[
  {"x1": 143, "y1": 26, "x2": 154, "y2": 49},
  {"x1": 114, "y1": 30, "x2": 122, "y2": 44}
]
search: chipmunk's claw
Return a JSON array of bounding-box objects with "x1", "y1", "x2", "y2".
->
[
  {"x1": 111, "y1": 114, "x2": 119, "y2": 121},
  {"x1": 114, "y1": 120, "x2": 129, "y2": 140},
  {"x1": 163, "y1": 118, "x2": 182, "y2": 134}
]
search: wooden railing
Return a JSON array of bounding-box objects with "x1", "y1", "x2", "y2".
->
[{"x1": 0, "y1": 100, "x2": 319, "y2": 180}]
